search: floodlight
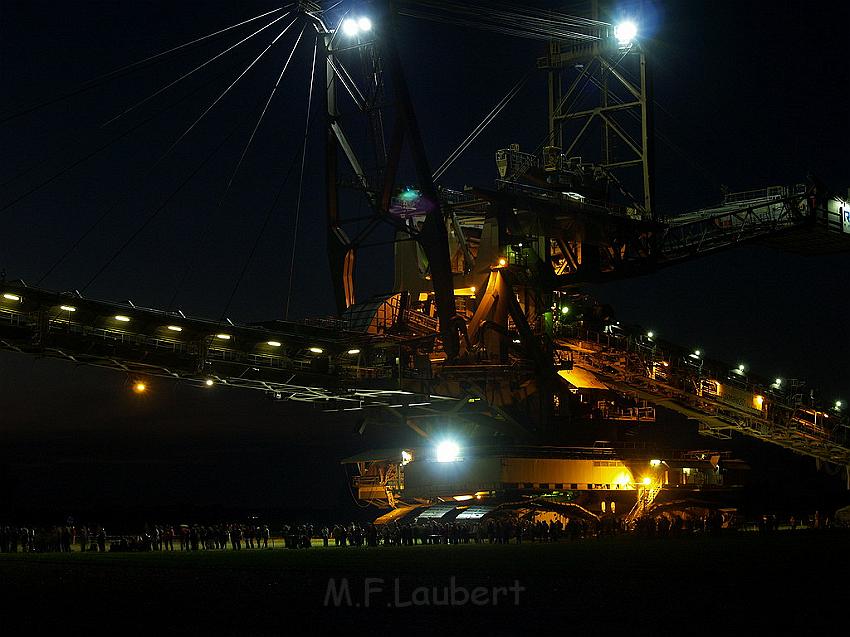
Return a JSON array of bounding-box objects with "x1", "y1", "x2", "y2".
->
[
  {"x1": 615, "y1": 21, "x2": 637, "y2": 45},
  {"x1": 342, "y1": 18, "x2": 359, "y2": 36},
  {"x1": 435, "y1": 440, "x2": 461, "y2": 463},
  {"x1": 358, "y1": 17, "x2": 372, "y2": 32}
]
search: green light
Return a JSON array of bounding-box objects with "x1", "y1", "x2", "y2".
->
[{"x1": 399, "y1": 187, "x2": 420, "y2": 202}]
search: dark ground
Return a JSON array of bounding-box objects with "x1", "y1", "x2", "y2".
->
[{"x1": 1, "y1": 531, "x2": 847, "y2": 635}]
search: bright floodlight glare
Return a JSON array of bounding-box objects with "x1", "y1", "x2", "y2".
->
[
  {"x1": 167, "y1": 325, "x2": 183, "y2": 332},
  {"x1": 342, "y1": 18, "x2": 359, "y2": 36},
  {"x1": 309, "y1": 347, "x2": 324, "y2": 354},
  {"x1": 694, "y1": 349, "x2": 701, "y2": 357},
  {"x1": 60, "y1": 305, "x2": 76, "y2": 312},
  {"x1": 774, "y1": 378, "x2": 782, "y2": 386},
  {"x1": 615, "y1": 21, "x2": 637, "y2": 45},
  {"x1": 267, "y1": 341, "x2": 282, "y2": 347},
  {"x1": 216, "y1": 333, "x2": 231, "y2": 340},
  {"x1": 650, "y1": 459, "x2": 662, "y2": 467},
  {"x1": 738, "y1": 364, "x2": 746, "y2": 372},
  {"x1": 435, "y1": 440, "x2": 461, "y2": 463},
  {"x1": 561, "y1": 306, "x2": 569, "y2": 315},
  {"x1": 347, "y1": 348, "x2": 361, "y2": 355},
  {"x1": 647, "y1": 331, "x2": 654, "y2": 339},
  {"x1": 133, "y1": 382, "x2": 147, "y2": 394},
  {"x1": 641, "y1": 477, "x2": 651, "y2": 485},
  {"x1": 205, "y1": 379, "x2": 214, "y2": 387},
  {"x1": 115, "y1": 315, "x2": 130, "y2": 322},
  {"x1": 358, "y1": 17, "x2": 372, "y2": 31},
  {"x1": 3, "y1": 293, "x2": 21, "y2": 301},
  {"x1": 401, "y1": 450, "x2": 413, "y2": 465},
  {"x1": 834, "y1": 400, "x2": 842, "y2": 409}
]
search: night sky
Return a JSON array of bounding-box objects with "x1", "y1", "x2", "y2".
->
[{"x1": 0, "y1": 1, "x2": 848, "y2": 524}]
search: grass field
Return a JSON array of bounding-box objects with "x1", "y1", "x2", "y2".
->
[{"x1": 1, "y1": 532, "x2": 847, "y2": 634}]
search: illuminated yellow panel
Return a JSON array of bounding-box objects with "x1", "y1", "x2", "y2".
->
[
  {"x1": 753, "y1": 394, "x2": 765, "y2": 410},
  {"x1": 557, "y1": 368, "x2": 608, "y2": 390},
  {"x1": 453, "y1": 287, "x2": 476, "y2": 297},
  {"x1": 418, "y1": 292, "x2": 429, "y2": 301}
]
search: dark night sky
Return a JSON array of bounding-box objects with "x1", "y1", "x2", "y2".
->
[{"x1": 0, "y1": 1, "x2": 848, "y2": 522}]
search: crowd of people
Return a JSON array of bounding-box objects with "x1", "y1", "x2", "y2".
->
[{"x1": 0, "y1": 510, "x2": 839, "y2": 554}]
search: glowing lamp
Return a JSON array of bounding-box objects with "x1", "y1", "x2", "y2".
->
[
  {"x1": 836, "y1": 400, "x2": 843, "y2": 410},
  {"x1": 401, "y1": 450, "x2": 413, "y2": 465},
  {"x1": 615, "y1": 21, "x2": 637, "y2": 45},
  {"x1": 647, "y1": 331, "x2": 654, "y2": 339},
  {"x1": 309, "y1": 347, "x2": 324, "y2": 354},
  {"x1": 347, "y1": 348, "x2": 361, "y2": 355},
  {"x1": 60, "y1": 305, "x2": 76, "y2": 312},
  {"x1": 435, "y1": 440, "x2": 461, "y2": 463},
  {"x1": 114, "y1": 315, "x2": 131, "y2": 322},
  {"x1": 205, "y1": 379, "x2": 214, "y2": 387},
  {"x1": 2, "y1": 293, "x2": 21, "y2": 301},
  {"x1": 133, "y1": 382, "x2": 147, "y2": 394},
  {"x1": 267, "y1": 341, "x2": 282, "y2": 347},
  {"x1": 358, "y1": 17, "x2": 372, "y2": 31},
  {"x1": 641, "y1": 477, "x2": 651, "y2": 485},
  {"x1": 650, "y1": 459, "x2": 662, "y2": 467},
  {"x1": 561, "y1": 306, "x2": 569, "y2": 315},
  {"x1": 216, "y1": 333, "x2": 231, "y2": 340},
  {"x1": 342, "y1": 18, "x2": 359, "y2": 36},
  {"x1": 497, "y1": 257, "x2": 507, "y2": 267},
  {"x1": 167, "y1": 325, "x2": 183, "y2": 332}
]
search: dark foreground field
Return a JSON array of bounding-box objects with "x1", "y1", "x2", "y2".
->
[{"x1": 1, "y1": 532, "x2": 847, "y2": 635}]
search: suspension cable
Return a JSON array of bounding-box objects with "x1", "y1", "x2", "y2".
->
[
  {"x1": 285, "y1": 37, "x2": 319, "y2": 321},
  {"x1": 79, "y1": 21, "x2": 299, "y2": 292},
  {"x1": 0, "y1": 42, "x2": 269, "y2": 217},
  {"x1": 433, "y1": 70, "x2": 530, "y2": 182},
  {"x1": 81, "y1": 124, "x2": 243, "y2": 293},
  {"x1": 102, "y1": 12, "x2": 294, "y2": 128},
  {"x1": 218, "y1": 36, "x2": 320, "y2": 324},
  {"x1": 36, "y1": 51, "x2": 260, "y2": 285},
  {"x1": 0, "y1": 6, "x2": 289, "y2": 125},
  {"x1": 167, "y1": 25, "x2": 307, "y2": 311}
]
